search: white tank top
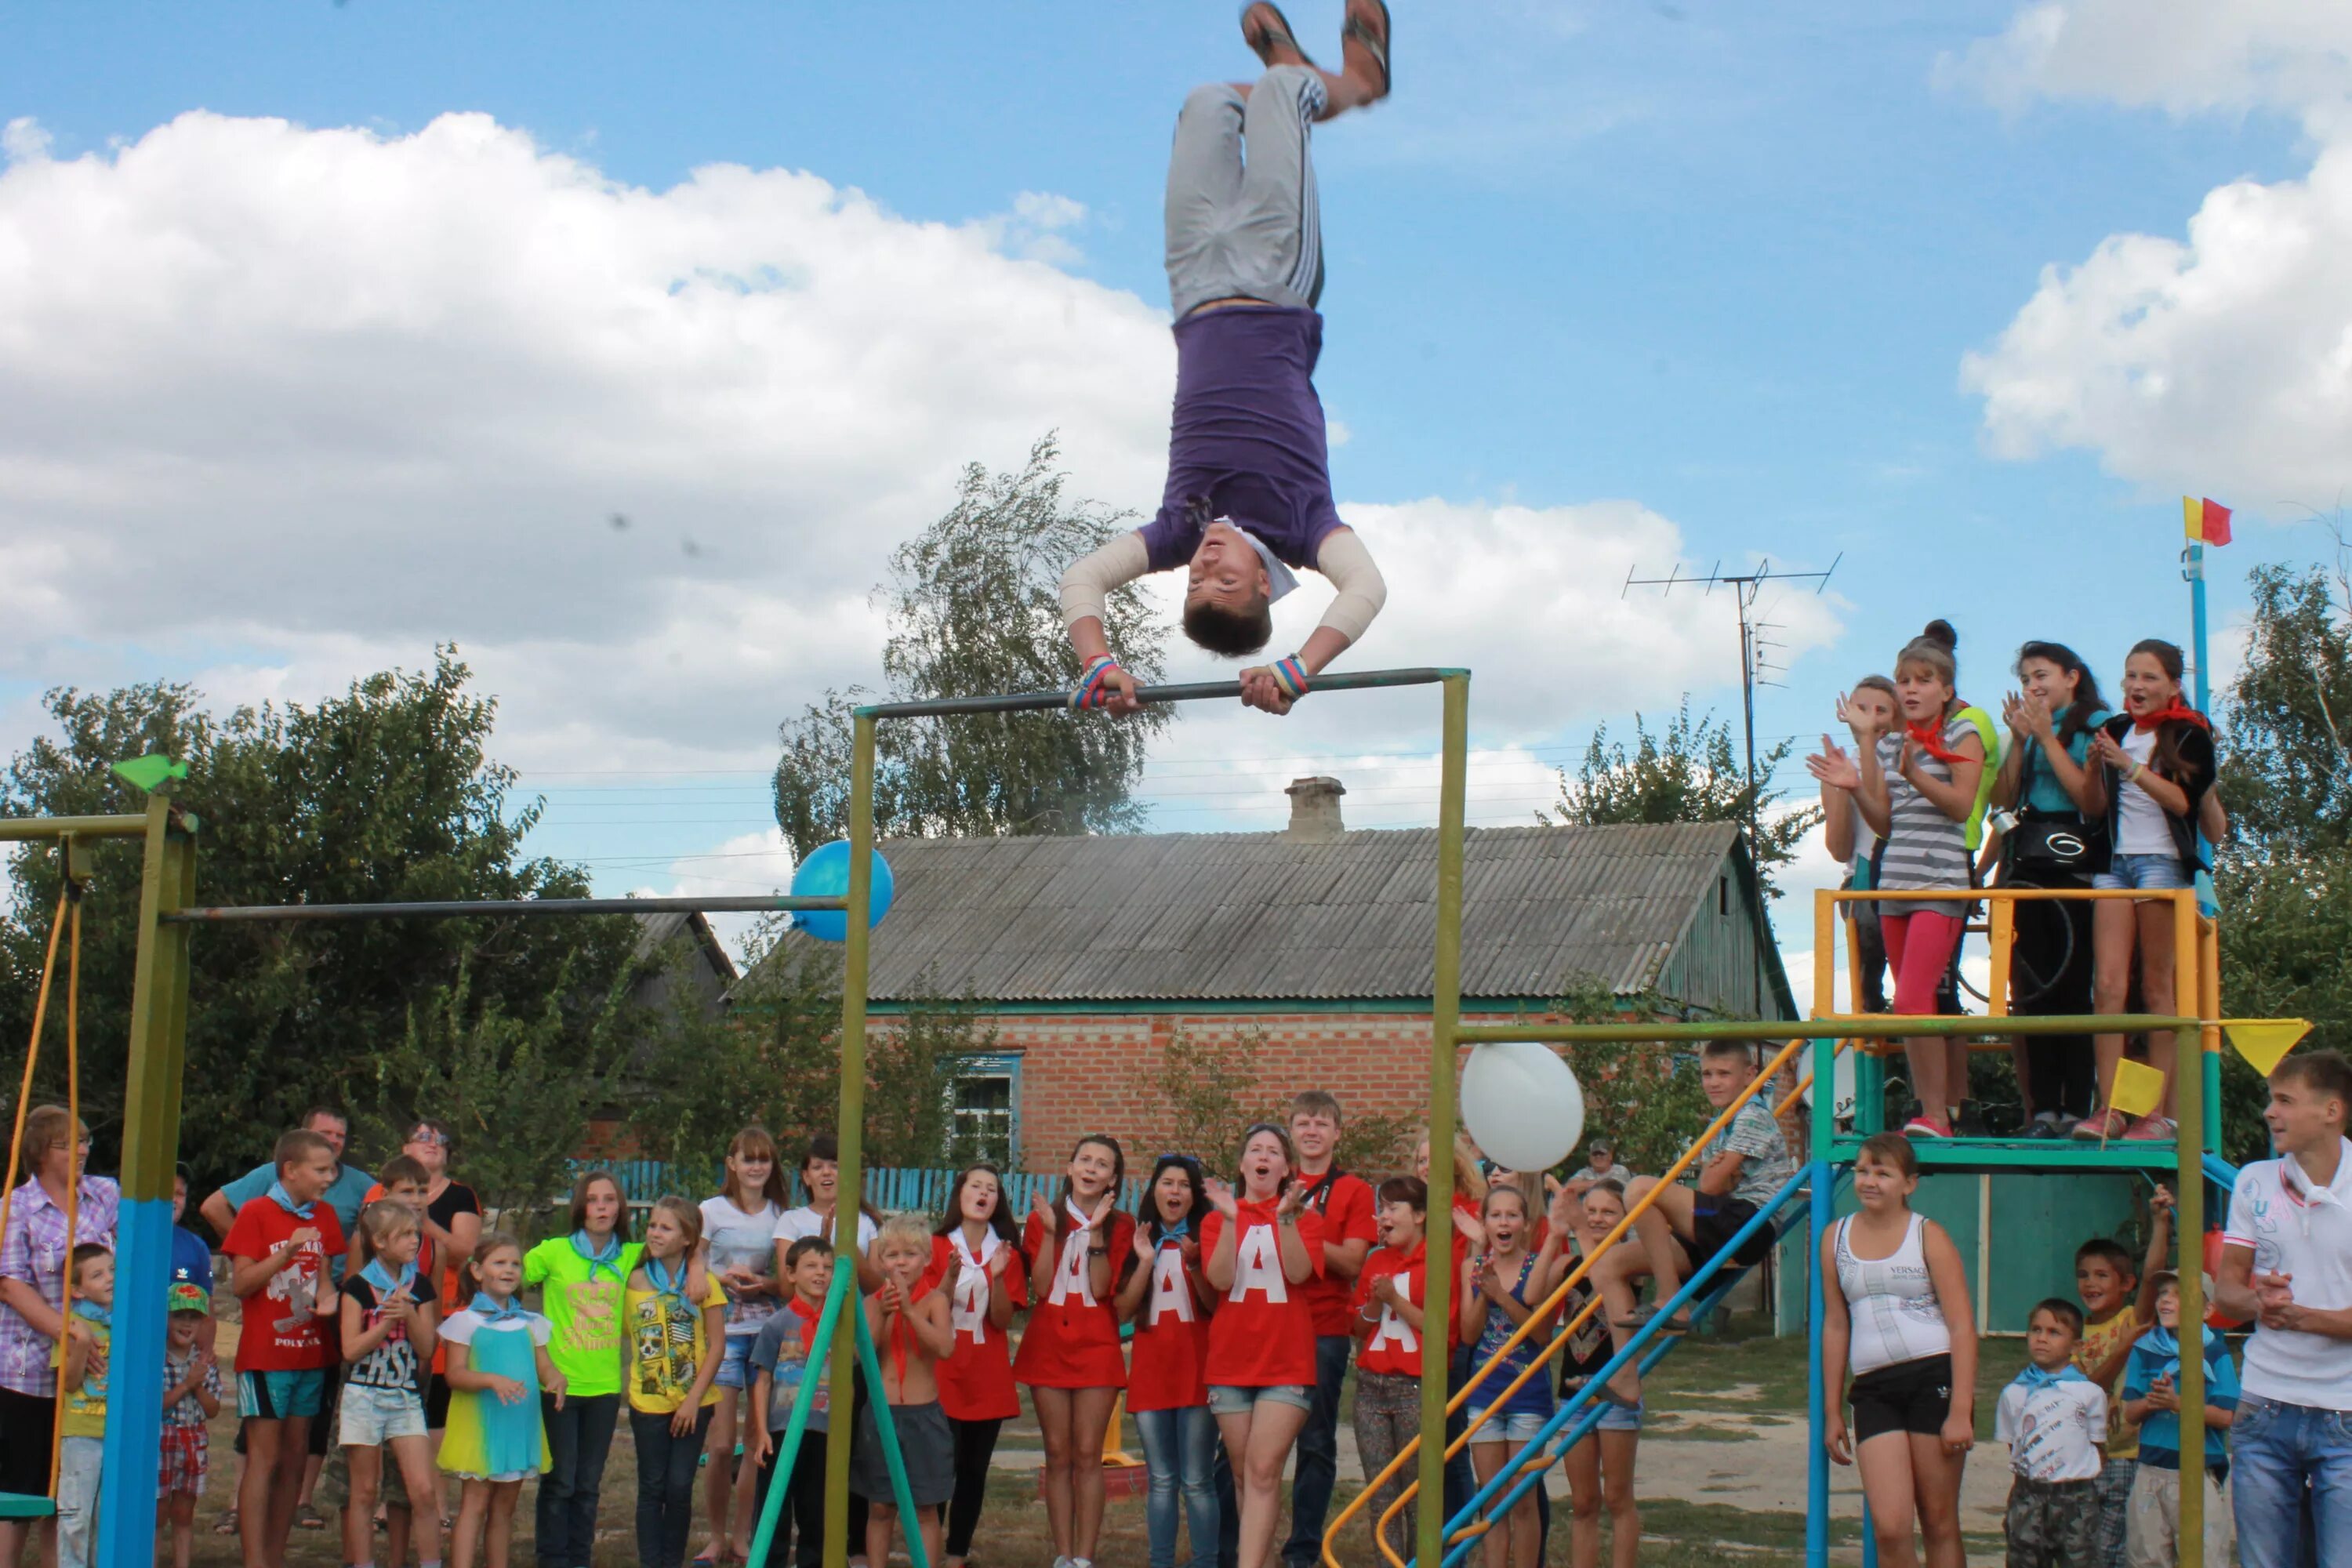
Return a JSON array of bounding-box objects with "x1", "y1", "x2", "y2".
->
[{"x1": 1835, "y1": 1213, "x2": 1950, "y2": 1376}]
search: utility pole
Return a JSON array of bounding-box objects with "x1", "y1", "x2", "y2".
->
[{"x1": 1624, "y1": 555, "x2": 1839, "y2": 1010}]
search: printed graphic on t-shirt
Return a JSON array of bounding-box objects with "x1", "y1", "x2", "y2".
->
[{"x1": 632, "y1": 1292, "x2": 701, "y2": 1404}]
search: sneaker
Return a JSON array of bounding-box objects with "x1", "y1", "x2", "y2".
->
[
  {"x1": 2123, "y1": 1115, "x2": 2178, "y2": 1142},
  {"x1": 1902, "y1": 1115, "x2": 1952, "y2": 1139},
  {"x1": 1954, "y1": 1105, "x2": 1990, "y2": 1138},
  {"x1": 2072, "y1": 1108, "x2": 2130, "y2": 1141},
  {"x1": 2025, "y1": 1112, "x2": 2063, "y2": 1140}
]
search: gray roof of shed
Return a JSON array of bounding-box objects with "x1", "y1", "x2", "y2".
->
[{"x1": 752, "y1": 821, "x2": 1751, "y2": 1004}]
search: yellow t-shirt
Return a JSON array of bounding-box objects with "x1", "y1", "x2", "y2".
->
[
  {"x1": 2074, "y1": 1303, "x2": 2145, "y2": 1459},
  {"x1": 623, "y1": 1272, "x2": 728, "y2": 1414}
]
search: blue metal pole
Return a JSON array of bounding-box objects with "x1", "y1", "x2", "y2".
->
[{"x1": 2187, "y1": 541, "x2": 2210, "y2": 712}]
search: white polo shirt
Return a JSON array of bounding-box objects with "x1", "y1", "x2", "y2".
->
[{"x1": 2223, "y1": 1138, "x2": 2352, "y2": 1411}]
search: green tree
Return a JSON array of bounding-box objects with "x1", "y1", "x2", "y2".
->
[
  {"x1": 1541, "y1": 699, "x2": 1819, "y2": 896},
  {"x1": 771, "y1": 434, "x2": 1173, "y2": 860},
  {"x1": 1548, "y1": 981, "x2": 1721, "y2": 1178},
  {"x1": 2212, "y1": 554, "x2": 2352, "y2": 1162},
  {"x1": 0, "y1": 652, "x2": 635, "y2": 1184}
]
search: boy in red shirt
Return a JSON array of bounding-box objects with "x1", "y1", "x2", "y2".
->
[
  {"x1": 223, "y1": 1129, "x2": 347, "y2": 1568},
  {"x1": 1282, "y1": 1091, "x2": 1376, "y2": 1568},
  {"x1": 1352, "y1": 1176, "x2": 1441, "y2": 1561}
]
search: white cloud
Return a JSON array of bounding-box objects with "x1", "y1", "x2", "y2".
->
[
  {"x1": 0, "y1": 109, "x2": 1174, "y2": 771},
  {"x1": 637, "y1": 826, "x2": 798, "y2": 964},
  {"x1": 1955, "y1": 3, "x2": 2352, "y2": 510},
  {"x1": 1938, "y1": 0, "x2": 2352, "y2": 120}
]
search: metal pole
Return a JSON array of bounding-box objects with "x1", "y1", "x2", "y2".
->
[
  {"x1": 98, "y1": 792, "x2": 196, "y2": 1568},
  {"x1": 1417, "y1": 673, "x2": 1469, "y2": 1568},
  {"x1": 2201, "y1": 921, "x2": 2223, "y2": 1154},
  {"x1": 2187, "y1": 542, "x2": 2210, "y2": 712},
  {"x1": 820, "y1": 714, "x2": 878, "y2": 1568},
  {"x1": 0, "y1": 814, "x2": 153, "y2": 843},
  {"x1": 1455, "y1": 1013, "x2": 2195, "y2": 1045},
  {"x1": 855, "y1": 666, "x2": 1457, "y2": 719},
  {"x1": 2172, "y1": 889, "x2": 2205, "y2": 1565},
  {"x1": 162, "y1": 893, "x2": 847, "y2": 924}
]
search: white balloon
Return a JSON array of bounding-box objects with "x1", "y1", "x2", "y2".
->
[{"x1": 1460, "y1": 1043, "x2": 1586, "y2": 1174}]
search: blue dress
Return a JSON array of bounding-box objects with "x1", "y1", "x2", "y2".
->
[{"x1": 438, "y1": 1314, "x2": 550, "y2": 1482}]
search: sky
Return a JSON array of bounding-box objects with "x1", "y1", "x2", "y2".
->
[{"x1": 5, "y1": 1, "x2": 2349, "y2": 998}]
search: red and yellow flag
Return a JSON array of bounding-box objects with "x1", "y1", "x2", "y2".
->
[{"x1": 2183, "y1": 495, "x2": 2233, "y2": 546}]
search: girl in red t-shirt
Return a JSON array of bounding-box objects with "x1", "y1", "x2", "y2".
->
[
  {"x1": 1203, "y1": 1123, "x2": 1326, "y2": 1568},
  {"x1": 1116, "y1": 1156, "x2": 1216, "y2": 1568},
  {"x1": 1012, "y1": 1135, "x2": 1133, "y2": 1568},
  {"x1": 924, "y1": 1164, "x2": 1028, "y2": 1568}
]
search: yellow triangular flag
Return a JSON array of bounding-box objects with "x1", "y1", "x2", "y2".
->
[
  {"x1": 2110, "y1": 1058, "x2": 2167, "y2": 1120},
  {"x1": 2225, "y1": 1019, "x2": 2314, "y2": 1078}
]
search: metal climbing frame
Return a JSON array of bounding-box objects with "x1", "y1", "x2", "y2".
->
[
  {"x1": 839, "y1": 667, "x2": 1470, "y2": 1568},
  {"x1": 1322, "y1": 878, "x2": 2221, "y2": 1568}
]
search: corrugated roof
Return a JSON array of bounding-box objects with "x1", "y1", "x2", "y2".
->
[{"x1": 746, "y1": 822, "x2": 1749, "y2": 1004}]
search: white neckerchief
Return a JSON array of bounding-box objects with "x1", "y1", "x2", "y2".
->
[
  {"x1": 1048, "y1": 1197, "x2": 1102, "y2": 1308},
  {"x1": 2282, "y1": 1140, "x2": 2351, "y2": 1239},
  {"x1": 949, "y1": 1227, "x2": 1002, "y2": 1341},
  {"x1": 1229, "y1": 521, "x2": 1299, "y2": 603}
]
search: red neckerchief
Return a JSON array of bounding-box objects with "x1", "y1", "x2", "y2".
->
[
  {"x1": 1904, "y1": 717, "x2": 1967, "y2": 765},
  {"x1": 2132, "y1": 702, "x2": 2210, "y2": 735},
  {"x1": 888, "y1": 1303, "x2": 911, "y2": 1388}
]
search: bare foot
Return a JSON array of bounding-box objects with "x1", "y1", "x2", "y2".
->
[
  {"x1": 1341, "y1": 0, "x2": 1392, "y2": 103},
  {"x1": 1242, "y1": 2, "x2": 1316, "y2": 70}
]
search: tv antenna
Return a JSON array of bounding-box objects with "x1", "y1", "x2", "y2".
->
[{"x1": 1623, "y1": 554, "x2": 1840, "y2": 1009}]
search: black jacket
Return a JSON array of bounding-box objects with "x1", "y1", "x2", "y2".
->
[{"x1": 2100, "y1": 712, "x2": 2214, "y2": 866}]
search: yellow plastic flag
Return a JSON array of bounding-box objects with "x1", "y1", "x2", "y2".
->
[
  {"x1": 2109, "y1": 1058, "x2": 2167, "y2": 1120},
  {"x1": 2226, "y1": 1019, "x2": 2314, "y2": 1078}
]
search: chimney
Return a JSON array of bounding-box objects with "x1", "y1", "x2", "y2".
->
[{"x1": 1283, "y1": 775, "x2": 1347, "y2": 841}]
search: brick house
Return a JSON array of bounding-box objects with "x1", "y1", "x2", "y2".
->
[{"x1": 753, "y1": 779, "x2": 1794, "y2": 1174}]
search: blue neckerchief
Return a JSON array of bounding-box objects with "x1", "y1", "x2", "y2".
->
[
  {"x1": 2016, "y1": 1361, "x2": 2089, "y2": 1393},
  {"x1": 572, "y1": 1229, "x2": 624, "y2": 1283},
  {"x1": 1159, "y1": 1218, "x2": 1190, "y2": 1244},
  {"x1": 646, "y1": 1254, "x2": 691, "y2": 1308},
  {"x1": 361, "y1": 1259, "x2": 419, "y2": 1299},
  {"x1": 267, "y1": 1181, "x2": 316, "y2": 1220},
  {"x1": 470, "y1": 1291, "x2": 527, "y2": 1324},
  {"x1": 70, "y1": 1299, "x2": 111, "y2": 1329}
]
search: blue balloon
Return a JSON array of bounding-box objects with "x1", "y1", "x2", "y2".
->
[{"x1": 789, "y1": 840, "x2": 895, "y2": 942}]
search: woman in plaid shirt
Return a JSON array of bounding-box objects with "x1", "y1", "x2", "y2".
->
[{"x1": 0, "y1": 1105, "x2": 120, "y2": 1564}]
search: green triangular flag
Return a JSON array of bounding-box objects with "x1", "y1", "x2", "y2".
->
[{"x1": 111, "y1": 754, "x2": 189, "y2": 794}]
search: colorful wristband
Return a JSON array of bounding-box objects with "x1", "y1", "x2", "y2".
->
[
  {"x1": 1072, "y1": 655, "x2": 1124, "y2": 710},
  {"x1": 1269, "y1": 655, "x2": 1311, "y2": 702}
]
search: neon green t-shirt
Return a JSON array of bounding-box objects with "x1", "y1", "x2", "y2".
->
[{"x1": 523, "y1": 1236, "x2": 644, "y2": 1396}]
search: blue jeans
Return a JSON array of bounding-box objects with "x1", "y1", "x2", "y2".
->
[
  {"x1": 631, "y1": 1405, "x2": 713, "y2": 1568},
  {"x1": 1135, "y1": 1404, "x2": 1221, "y2": 1568},
  {"x1": 2231, "y1": 1393, "x2": 2352, "y2": 1568},
  {"x1": 537, "y1": 1391, "x2": 621, "y2": 1568},
  {"x1": 1280, "y1": 1334, "x2": 1354, "y2": 1566}
]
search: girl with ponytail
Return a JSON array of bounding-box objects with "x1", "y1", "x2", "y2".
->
[
  {"x1": 1838, "y1": 621, "x2": 1986, "y2": 1139},
  {"x1": 2078, "y1": 639, "x2": 2215, "y2": 1141}
]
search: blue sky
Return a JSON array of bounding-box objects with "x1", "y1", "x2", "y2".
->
[{"x1": 5, "y1": 1, "x2": 2346, "y2": 985}]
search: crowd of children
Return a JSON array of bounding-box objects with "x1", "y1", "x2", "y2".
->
[{"x1": 0, "y1": 1044, "x2": 2346, "y2": 1568}]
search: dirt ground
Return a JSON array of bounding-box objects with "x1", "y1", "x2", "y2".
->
[{"x1": 124, "y1": 1317, "x2": 2033, "y2": 1566}]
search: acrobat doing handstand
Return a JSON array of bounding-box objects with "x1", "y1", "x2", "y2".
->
[{"x1": 1061, "y1": 2, "x2": 1393, "y2": 717}]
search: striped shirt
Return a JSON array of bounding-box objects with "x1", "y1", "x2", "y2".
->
[{"x1": 1875, "y1": 721, "x2": 1975, "y2": 919}]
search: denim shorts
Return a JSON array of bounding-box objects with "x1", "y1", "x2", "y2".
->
[
  {"x1": 1464, "y1": 1406, "x2": 1550, "y2": 1445},
  {"x1": 2093, "y1": 852, "x2": 2190, "y2": 893},
  {"x1": 715, "y1": 1334, "x2": 756, "y2": 1391},
  {"x1": 1207, "y1": 1383, "x2": 1314, "y2": 1416},
  {"x1": 238, "y1": 1367, "x2": 327, "y2": 1421},
  {"x1": 1593, "y1": 1398, "x2": 1642, "y2": 1434},
  {"x1": 338, "y1": 1382, "x2": 427, "y2": 1446}
]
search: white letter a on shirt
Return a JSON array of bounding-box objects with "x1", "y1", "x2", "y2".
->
[{"x1": 1229, "y1": 1225, "x2": 1288, "y2": 1304}]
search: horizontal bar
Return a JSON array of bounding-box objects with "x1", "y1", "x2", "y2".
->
[
  {"x1": 1828, "y1": 1137, "x2": 2186, "y2": 1171},
  {"x1": 1835, "y1": 887, "x2": 2183, "y2": 903},
  {"x1": 164, "y1": 894, "x2": 846, "y2": 925},
  {"x1": 1455, "y1": 1014, "x2": 2194, "y2": 1045},
  {"x1": 0, "y1": 814, "x2": 155, "y2": 844},
  {"x1": 855, "y1": 666, "x2": 1462, "y2": 720}
]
